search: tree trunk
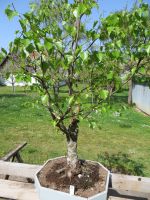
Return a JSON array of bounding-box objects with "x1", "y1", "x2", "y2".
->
[
  {"x1": 12, "y1": 82, "x2": 15, "y2": 93},
  {"x1": 11, "y1": 75, "x2": 15, "y2": 94},
  {"x1": 67, "y1": 138, "x2": 78, "y2": 170},
  {"x1": 66, "y1": 118, "x2": 81, "y2": 178},
  {"x1": 128, "y1": 79, "x2": 133, "y2": 105}
]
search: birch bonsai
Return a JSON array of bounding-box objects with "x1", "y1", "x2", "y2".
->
[{"x1": 3, "y1": 0, "x2": 150, "y2": 177}]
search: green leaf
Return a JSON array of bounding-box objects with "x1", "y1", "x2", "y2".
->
[
  {"x1": 80, "y1": 51, "x2": 88, "y2": 61},
  {"x1": 66, "y1": 55, "x2": 73, "y2": 64},
  {"x1": 41, "y1": 61, "x2": 49, "y2": 74},
  {"x1": 107, "y1": 27, "x2": 114, "y2": 35},
  {"x1": 14, "y1": 38, "x2": 21, "y2": 46},
  {"x1": 65, "y1": 25, "x2": 76, "y2": 35},
  {"x1": 73, "y1": 9, "x2": 79, "y2": 18},
  {"x1": 131, "y1": 54, "x2": 135, "y2": 62},
  {"x1": 146, "y1": 45, "x2": 150, "y2": 55},
  {"x1": 1, "y1": 48, "x2": 7, "y2": 55},
  {"x1": 44, "y1": 39, "x2": 53, "y2": 50},
  {"x1": 107, "y1": 71, "x2": 113, "y2": 80},
  {"x1": 93, "y1": 20, "x2": 98, "y2": 28},
  {"x1": 139, "y1": 66, "x2": 145, "y2": 74},
  {"x1": 85, "y1": 94, "x2": 89, "y2": 99},
  {"x1": 23, "y1": 48, "x2": 30, "y2": 58},
  {"x1": 112, "y1": 51, "x2": 120, "y2": 58},
  {"x1": 52, "y1": 120, "x2": 57, "y2": 127},
  {"x1": 29, "y1": 3, "x2": 37, "y2": 11},
  {"x1": 73, "y1": 4, "x2": 87, "y2": 18},
  {"x1": 131, "y1": 67, "x2": 136, "y2": 75},
  {"x1": 19, "y1": 19, "x2": 27, "y2": 32},
  {"x1": 22, "y1": 39, "x2": 30, "y2": 47},
  {"x1": 15, "y1": 30, "x2": 20, "y2": 35},
  {"x1": 36, "y1": 43, "x2": 44, "y2": 51},
  {"x1": 23, "y1": 13, "x2": 31, "y2": 21},
  {"x1": 55, "y1": 41, "x2": 62, "y2": 50},
  {"x1": 68, "y1": 96, "x2": 74, "y2": 105},
  {"x1": 116, "y1": 40, "x2": 122, "y2": 48},
  {"x1": 101, "y1": 107, "x2": 106, "y2": 113},
  {"x1": 5, "y1": 5, "x2": 18, "y2": 20},
  {"x1": 26, "y1": 44, "x2": 35, "y2": 53},
  {"x1": 62, "y1": 21, "x2": 66, "y2": 26},
  {"x1": 99, "y1": 90, "x2": 109, "y2": 100},
  {"x1": 41, "y1": 94, "x2": 49, "y2": 106},
  {"x1": 97, "y1": 52, "x2": 103, "y2": 62}
]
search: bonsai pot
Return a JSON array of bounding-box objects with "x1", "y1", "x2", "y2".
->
[{"x1": 34, "y1": 156, "x2": 110, "y2": 200}]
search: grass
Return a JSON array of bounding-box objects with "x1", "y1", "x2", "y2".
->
[{"x1": 0, "y1": 86, "x2": 150, "y2": 176}]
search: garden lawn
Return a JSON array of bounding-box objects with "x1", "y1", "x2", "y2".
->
[{"x1": 0, "y1": 86, "x2": 150, "y2": 176}]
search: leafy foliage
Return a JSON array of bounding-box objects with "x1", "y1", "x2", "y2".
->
[
  {"x1": 1, "y1": 0, "x2": 150, "y2": 168},
  {"x1": 100, "y1": 3, "x2": 150, "y2": 80},
  {"x1": 5, "y1": 5, "x2": 18, "y2": 20},
  {"x1": 97, "y1": 152, "x2": 144, "y2": 176},
  {"x1": 133, "y1": 75, "x2": 150, "y2": 86}
]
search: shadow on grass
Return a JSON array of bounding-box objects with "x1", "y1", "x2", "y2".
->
[
  {"x1": 0, "y1": 94, "x2": 26, "y2": 98},
  {"x1": 110, "y1": 89, "x2": 128, "y2": 104},
  {"x1": 110, "y1": 95, "x2": 128, "y2": 104}
]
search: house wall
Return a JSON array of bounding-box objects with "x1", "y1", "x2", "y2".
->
[{"x1": 132, "y1": 83, "x2": 150, "y2": 115}]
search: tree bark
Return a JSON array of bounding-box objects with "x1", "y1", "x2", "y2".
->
[
  {"x1": 128, "y1": 79, "x2": 133, "y2": 105},
  {"x1": 66, "y1": 118, "x2": 81, "y2": 178},
  {"x1": 11, "y1": 75, "x2": 15, "y2": 94},
  {"x1": 67, "y1": 138, "x2": 78, "y2": 170}
]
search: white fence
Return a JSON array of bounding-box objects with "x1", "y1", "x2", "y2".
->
[{"x1": 132, "y1": 83, "x2": 150, "y2": 115}]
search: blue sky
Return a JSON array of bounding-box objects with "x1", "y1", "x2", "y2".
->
[{"x1": 0, "y1": 0, "x2": 149, "y2": 50}]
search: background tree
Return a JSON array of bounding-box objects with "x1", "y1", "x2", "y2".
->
[
  {"x1": 1, "y1": 0, "x2": 150, "y2": 177},
  {"x1": 99, "y1": 3, "x2": 150, "y2": 104},
  {"x1": 0, "y1": 46, "x2": 23, "y2": 93},
  {"x1": 2, "y1": 55, "x2": 19, "y2": 93}
]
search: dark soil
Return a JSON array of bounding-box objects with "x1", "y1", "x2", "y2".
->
[{"x1": 38, "y1": 157, "x2": 108, "y2": 198}]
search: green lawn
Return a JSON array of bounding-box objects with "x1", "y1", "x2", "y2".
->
[{"x1": 0, "y1": 86, "x2": 150, "y2": 176}]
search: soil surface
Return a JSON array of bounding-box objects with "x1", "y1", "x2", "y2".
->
[{"x1": 38, "y1": 157, "x2": 108, "y2": 198}]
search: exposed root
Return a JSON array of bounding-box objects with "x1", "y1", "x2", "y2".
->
[{"x1": 56, "y1": 167, "x2": 66, "y2": 174}]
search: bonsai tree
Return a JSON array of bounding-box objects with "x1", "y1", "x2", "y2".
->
[{"x1": 2, "y1": 0, "x2": 150, "y2": 177}]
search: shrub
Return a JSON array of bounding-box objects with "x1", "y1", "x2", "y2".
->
[{"x1": 97, "y1": 152, "x2": 144, "y2": 176}]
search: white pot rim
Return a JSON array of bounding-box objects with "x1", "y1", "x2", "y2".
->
[{"x1": 35, "y1": 156, "x2": 110, "y2": 200}]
